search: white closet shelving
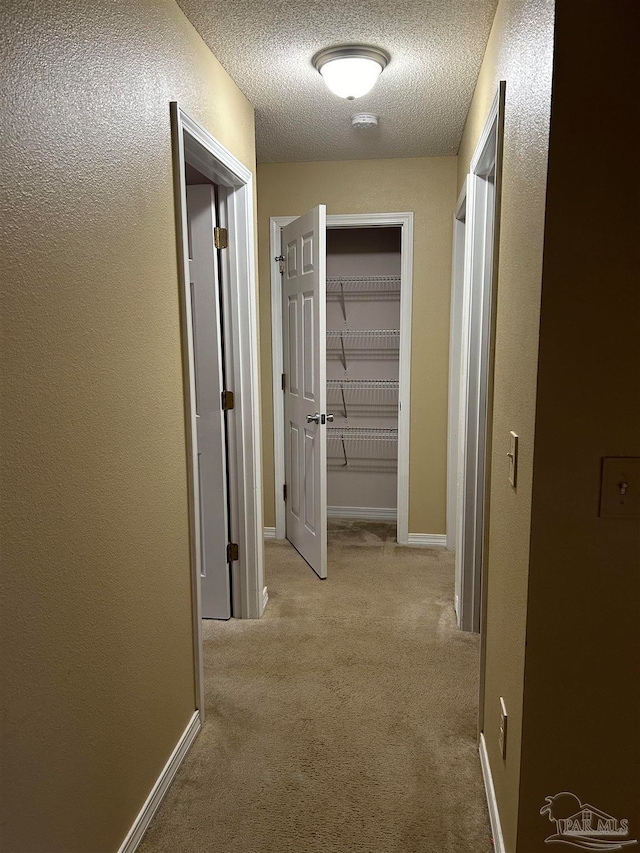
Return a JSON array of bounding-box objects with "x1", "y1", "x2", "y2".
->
[
  {"x1": 327, "y1": 379, "x2": 399, "y2": 418},
  {"x1": 326, "y1": 228, "x2": 401, "y2": 519},
  {"x1": 326, "y1": 245, "x2": 401, "y2": 498},
  {"x1": 327, "y1": 274, "x2": 401, "y2": 294},
  {"x1": 327, "y1": 274, "x2": 401, "y2": 288},
  {"x1": 327, "y1": 329, "x2": 400, "y2": 368},
  {"x1": 327, "y1": 427, "x2": 398, "y2": 471},
  {"x1": 327, "y1": 329, "x2": 400, "y2": 344},
  {"x1": 326, "y1": 379, "x2": 399, "y2": 389}
]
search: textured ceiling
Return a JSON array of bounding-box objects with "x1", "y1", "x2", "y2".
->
[{"x1": 177, "y1": 0, "x2": 498, "y2": 163}]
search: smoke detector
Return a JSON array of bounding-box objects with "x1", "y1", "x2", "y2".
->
[{"x1": 351, "y1": 113, "x2": 379, "y2": 129}]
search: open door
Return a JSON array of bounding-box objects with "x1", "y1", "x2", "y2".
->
[
  {"x1": 281, "y1": 206, "x2": 328, "y2": 579},
  {"x1": 187, "y1": 184, "x2": 232, "y2": 618}
]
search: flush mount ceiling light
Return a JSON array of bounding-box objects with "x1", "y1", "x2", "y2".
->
[{"x1": 312, "y1": 45, "x2": 390, "y2": 100}]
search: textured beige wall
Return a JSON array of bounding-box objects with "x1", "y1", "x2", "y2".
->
[
  {"x1": 0, "y1": 2, "x2": 255, "y2": 851},
  {"x1": 257, "y1": 157, "x2": 457, "y2": 534},
  {"x1": 517, "y1": 1, "x2": 640, "y2": 847},
  {"x1": 456, "y1": 0, "x2": 555, "y2": 848}
]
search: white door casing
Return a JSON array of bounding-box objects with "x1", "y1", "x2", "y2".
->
[
  {"x1": 449, "y1": 181, "x2": 468, "y2": 620},
  {"x1": 171, "y1": 102, "x2": 265, "y2": 722},
  {"x1": 456, "y1": 84, "x2": 504, "y2": 636},
  {"x1": 186, "y1": 185, "x2": 231, "y2": 620},
  {"x1": 271, "y1": 212, "x2": 414, "y2": 544},
  {"x1": 282, "y1": 206, "x2": 327, "y2": 578},
  {"x1": 458, "y1": 171, "x2": 486, "y2": 633}
]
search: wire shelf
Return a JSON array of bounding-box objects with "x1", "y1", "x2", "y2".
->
[
  {"x1": 327, "y1": 427, "x2": 398, "y2": 469},
  {"x1": 328, "y1": 427, "x2": 398, "y2": 441},
  {"x1": 327, "y1": 329, "x2": 400, "y2": 347},
  {"x1": 326, "y1": 379, "x2": 399, "y2": 391},
  {"x1": 327, "y1": 459, "x2": 397, "y2": 472},
  {"x1": 327, "y1": 379, "x2": 399, "y2": 417},
  {"x1": 327, "y1": 275, "x2": 401, "y2": 294},
  {"x1": 327, "y1": 329, "x2": 400, "y2": 366}
]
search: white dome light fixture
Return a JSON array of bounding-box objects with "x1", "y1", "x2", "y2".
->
[{"x1": 313, "y1": 45, "x2": 390, "y2": 100}]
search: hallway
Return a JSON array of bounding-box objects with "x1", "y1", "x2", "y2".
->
[{"x1": 138, "y1": 525, "x2": 492, "y2": 852}]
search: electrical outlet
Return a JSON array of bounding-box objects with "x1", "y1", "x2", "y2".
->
[{"x1": 498, "y1": 697, "x2": 508, "y2": 759}]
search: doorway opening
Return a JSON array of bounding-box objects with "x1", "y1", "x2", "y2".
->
[
  {"x1": 270, "y1": 211, "x2": 414, "y2": 578},
  {"x1": 184, "y1": 175, "x2": 232, "y2": 620},
  {"x1": 170, "y1": 103, "x2": 264, "y2": 719},
  {"x1": 325, "y1": 227, "x2": 402, "y2": 531}
]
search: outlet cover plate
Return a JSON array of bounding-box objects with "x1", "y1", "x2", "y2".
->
[{"x1": 499, "y1": 697, "x2": 508, "y2": 759}]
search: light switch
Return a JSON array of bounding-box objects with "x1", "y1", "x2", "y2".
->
[
  {"x1": 508, "y1": 431, "x2": 518, "y2": 488},
  {"x1": 498, "y1": 697, "x2": 508, "y2": 759},
  {"x1": 600, "y1": 457, "x2": 640, "y2": 518}
]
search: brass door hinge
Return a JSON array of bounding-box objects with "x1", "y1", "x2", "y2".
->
[
  {"x1": 227, "y1": 542, "x2": 239, "y2": 562},
  {"x1": 214, "y1": 227, "x2": 228, "y2": 249},
  {"x1": 221, "y1": 390, "x2": 234, "y2": 411}
]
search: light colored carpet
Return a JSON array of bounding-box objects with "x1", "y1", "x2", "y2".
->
[{"x1": 138, "y1": 521, "x2": 492, "y2": 852}]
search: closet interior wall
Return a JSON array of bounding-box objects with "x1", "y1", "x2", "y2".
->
[{"x1": 326, "y1": 227, "x2": 401, "y2": 517}]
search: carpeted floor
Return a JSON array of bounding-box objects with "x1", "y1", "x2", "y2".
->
[{"x1": 138, "y1": 521, "x2": 492, "y2": 853}]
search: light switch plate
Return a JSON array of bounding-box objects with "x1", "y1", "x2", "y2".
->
[
  {"x1": 498, "y1": 697, "x2": 508, "y2": 759},
  {"x1": 508, "y1": 431, "x2": 518, "y2": 488},
  {"x1": 600, "y1": 457, "x2": 640, "y2": 518}
]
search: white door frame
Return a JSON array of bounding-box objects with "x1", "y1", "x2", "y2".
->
[
  {"x1": 448, "y1": 180, "x2": 468, "y2": 620},
  {"x1": 271, "y1": 212, "x2": 414, "y2": 545},
  {"x1": 455, "y1": 83, "x2": 505, "y2": 635},
  {"x1": 170, "y1": 103, "x2": 265, "y2": 721}
]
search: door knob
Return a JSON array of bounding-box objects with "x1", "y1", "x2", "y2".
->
[
  {"x1": 326, "y1": 413, "x2": 334, "y2": 422},
  {"x1": 306, "y1": 413, "x2": 320, "y2": 424}
]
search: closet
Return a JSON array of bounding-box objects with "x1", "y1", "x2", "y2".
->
[{"x1": 326, "y1": 227, "x2": 401, "y2": 524}]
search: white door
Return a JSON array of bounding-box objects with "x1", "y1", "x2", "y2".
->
[
  {"x1": 282, "y1": 206, "x2": 328, "y2": 579},
  {"x1": 187, "y1": 184, "x2": 232, "y2": 619}
]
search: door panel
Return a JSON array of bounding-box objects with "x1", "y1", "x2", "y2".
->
[
  {"x1": 288, "y1": 297, "x2": 299, "y2": 392},
  {"x1": 187, "y1": 184, "x2": 232, "y2": 619},
  {"x1": 304, "y1": 427, "x2": 316, "y2": 532},
  {"x1": 303, "y1": 293, "x2": 315, "y2": 399},
  {"x1": 290, "y1": 424, "x2": 300, "y2": 518},
  {"x1": 282, "y1": 206, "x2": 327, "y2": 578}
]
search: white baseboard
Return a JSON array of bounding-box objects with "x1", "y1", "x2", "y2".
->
[
  {"x1": 262, "y1": 585, "x2": 269, "y2": 612},
  {"x1": 479, "y1": 733, "x2": 506, "y2": 853},
  {"x1": 118, "y1": 710, "x2": 201, "y2": 853},
  {"x1": 406, "y1": 533, "x2": 447, "y2": 547},
  {"x1": 263, "y1": 527, "x2": 276, "y2": 539},
  {"x1": 327, "y1": 506, "x2": 397, "y2": 521}
]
